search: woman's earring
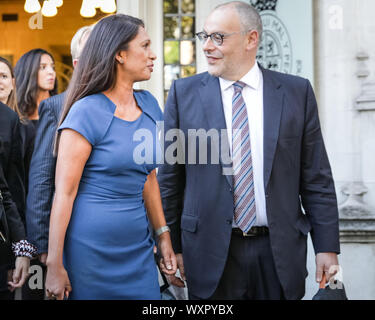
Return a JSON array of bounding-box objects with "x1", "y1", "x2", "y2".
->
[{"x1": 119, "y1": 58, "x2": 124, "y2": 64}]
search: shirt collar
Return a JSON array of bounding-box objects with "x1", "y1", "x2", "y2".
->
[{"x1": 219, "y1": 62, "x2": 261, "y2": 92}]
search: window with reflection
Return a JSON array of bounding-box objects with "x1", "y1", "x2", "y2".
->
[{"x1": 164, "y1": 0, "x2": 196, "y2": 102}]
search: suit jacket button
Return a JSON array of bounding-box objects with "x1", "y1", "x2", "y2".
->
[{"x1": 226, "y1": 219, "x2": 232, "y2": 224}]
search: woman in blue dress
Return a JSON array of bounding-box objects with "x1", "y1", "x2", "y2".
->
[{"x1": 45, "y1": 14, "x2": 177, "y2": 300}]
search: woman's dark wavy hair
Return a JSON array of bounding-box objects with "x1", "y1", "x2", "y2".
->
[
  {"x1": 14, "y1": 48, "x2": 57, "y2": 118},
  {"x1": 54, "y1": 14, "x2": 144, "y2": 155}
]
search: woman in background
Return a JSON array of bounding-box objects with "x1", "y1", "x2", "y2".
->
[
  {"x1": 14, "y1": 49, "x2": 57, "y2": 122},
  {"x1": 13, "y1": 50, "x2": 56, "y2": 300},
  {"x1": 14, "y1": 49, "x2": 57, "y2": 195},
  {"x1": 0, "y1": 57, "x2": 35, "y2": 300},
  {"x1": 0, "y1": 57, "x2": 24, "y2": 120},
  {"x1": 0, "y1": 57, "x2": 26, "y2": 219}
]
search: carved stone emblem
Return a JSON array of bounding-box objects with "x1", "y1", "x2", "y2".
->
[{"x1": 251, "y1": 0, "x2": 293, "y2": 74}]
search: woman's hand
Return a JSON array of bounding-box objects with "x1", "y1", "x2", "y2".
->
[
  {"x1": 45, "y1": 264, "x2": 72, "y2": 300},
  {"x1": 8, "y1": 257, "x2": 30, "y2": 291},
  {"x1": 158, "y1": 232, "x2": 177, "y2": 276}
]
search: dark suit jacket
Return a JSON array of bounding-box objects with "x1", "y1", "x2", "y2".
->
[
  {"x1": 0, "y1": 102, "x2": 26, "y2": 248},
  {"x1": 20, "y1": 120, "x2": 38, "y2": 201},
  {"x1": 26, "y1": 93, "x2": 65, "y2": 253},
  {"x1": 1, "y1": 163, "x2": 25, "y2": 269},
  {"x1": 0, "y1": 102, "x2": 25, "y2": 222},
  {"x1": 157, "y1": 67, "x2": 340, "y2": 300},
  {"x1": 0, "y1": 163, "x2": 25, "y2": 244}
]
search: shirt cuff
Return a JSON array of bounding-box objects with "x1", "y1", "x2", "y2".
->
[{"x1": 11, "y1": 240, "x2": 38, "y2": 259}]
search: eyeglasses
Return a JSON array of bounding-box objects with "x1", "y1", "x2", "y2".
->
[{"x1": 195, "y1": 30, "x2": 250, "y2": 46}]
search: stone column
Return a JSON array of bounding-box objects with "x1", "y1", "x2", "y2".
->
[{"x1": 116, "y1": 0, "x2": 164, "y2": 107}]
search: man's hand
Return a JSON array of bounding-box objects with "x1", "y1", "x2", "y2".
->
[
  {"x1": 315, "y1": 252, "x2": 339, "y2": 284},
  {"x1": 166, "y1": 253, "x2": 186, "y2": 288}
]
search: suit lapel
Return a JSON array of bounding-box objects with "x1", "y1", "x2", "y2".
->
[
  {"x1": 199, "y1": 74, "x2": 233, "y2": 188},
  {"x1": 262, "y1": 67, "x2": 284, "y2": 190}
]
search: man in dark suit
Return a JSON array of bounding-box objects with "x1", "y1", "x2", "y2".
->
[
  {"x1": 157, "y1": 1, "x2": 340, "y2": 300},
  {"x1": 25, "y1": 26, "x2": 92, "y2": 265}
]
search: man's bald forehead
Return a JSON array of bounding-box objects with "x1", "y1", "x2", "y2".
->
[
  {"x1": 213, "y1": 1, "x2": 243, "y2": 13},
  {"x1": 210, "y1": 1, "x2": 263, "y2": 41},
  {"x1": 205, "y1": 3, "x2": 240, "y2": 26}
]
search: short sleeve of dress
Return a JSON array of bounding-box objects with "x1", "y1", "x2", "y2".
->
[{"x1": 58, "y1": 94, "x2": 113, "y2": 146}]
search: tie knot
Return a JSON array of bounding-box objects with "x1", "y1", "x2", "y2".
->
[{"x1": 233, "y1": 81, "x2": 246, "y2": 93}]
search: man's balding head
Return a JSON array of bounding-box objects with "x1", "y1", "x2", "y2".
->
[
  {"x1": 71, "y1": 25, "x2": 93, "y2": 68},
  {"x1": 214, "y1": 1, "x2": 262, "y2": 45}
]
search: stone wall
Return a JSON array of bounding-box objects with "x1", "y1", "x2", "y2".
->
[{"x1": 310, "y1": 0, "x2": 375, "y2": 300}]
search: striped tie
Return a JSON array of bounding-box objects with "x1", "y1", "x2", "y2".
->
[{"x1": 232, "y1": 81, "x2": 256, "y2": 233}]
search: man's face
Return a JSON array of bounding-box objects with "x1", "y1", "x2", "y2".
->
[{"x1": 202, "y1": 7, "x2": 251, "y2": 81}]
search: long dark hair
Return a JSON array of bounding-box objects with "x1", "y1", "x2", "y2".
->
[
  {"x1": 14, "y1": 49, "x2": 57, "y2": 118},
  {"x1": 54, "y1": 14, "x2": 144, "y2": 155},
  {"x1": 0, "y1": 56, "x2": 26, "y2": 123}
]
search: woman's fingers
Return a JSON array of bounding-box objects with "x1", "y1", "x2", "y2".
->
[
  {"x1": 46, "y1": 289, "x2": 59, "y2": 300},
  {"x1": 160, "y1": 253, "x2": 177, "y2": 275},
  {"x1": 159, "y1": 258, "x2": 167, "y2": 273},
  {"x1": 46, "y1": 287, "x2": 67, "y2": 300},
  {"x1": 163, "y1": 253, "x2": 173, "y2": 271},
  {"x1": 64, "y1": 288, "x2": 70, "y2": 300},
  {"x1": 158, "y1": 235, "x2": 177, "y2": 274},
  {"x1": 160, "y1": 258, "x2": 172, "y2": 275},
  {"x1": 58, "y1": 291, "x2": 65, "y2": 300},
  {"x1": 64, "y1": 280, "x2": 72, "y2": 299}
]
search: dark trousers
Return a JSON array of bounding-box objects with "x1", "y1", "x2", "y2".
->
[
  {"x1": 191, "y1": 232, "x2": 285, "y2": 300},
  {"x1": 0, "y1": 264, "x2": 14, "y2": 300},
  {"x1": 0, "y1": 289, "x2": 14, "y2": 300}
]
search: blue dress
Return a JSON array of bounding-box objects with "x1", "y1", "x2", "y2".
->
[{"x1": 58, "y1": 91, "x2": 163, "y2": 300}]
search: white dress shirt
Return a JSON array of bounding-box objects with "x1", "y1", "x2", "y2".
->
[{"x1": 219, "y1": 62, "x2": 268, "y2": 227}]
